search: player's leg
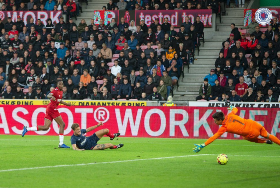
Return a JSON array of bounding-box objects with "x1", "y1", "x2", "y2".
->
[
  {"x1": 93, "y1": 143, "x2": 124, "y2": 150},
  {"x1": 54, "y1": 116, "x2": 70, "y2": 148},
  {"x1": 260, "y1": 127, "x2": 280, "y2": 145},
  {"x1": 95, "y1": 128, "x2": 120, "y2": 140},
  {"x1": 243, "y1": 136, "x2": 266, "y2": 143},
  {"x1": 22, "y1": 118, "x2": 52, "y2": 137}
]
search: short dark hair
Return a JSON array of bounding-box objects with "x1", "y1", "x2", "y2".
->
[
  {"x1": 212, "y1": 112, "x2": 225, "y2": 121},
  {"x1": 71, "y1": 123, "x2": 80, "y2": 131}
]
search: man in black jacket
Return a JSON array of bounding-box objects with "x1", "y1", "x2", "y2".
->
[
  {"x1": 2, "y1": 86, "x2": 13, "y2": 99},
  {"x1": 24, "y1": 86, "x2": 35, "y2": 99},
  {"x1": 231, "y1": 23, "x2": 241, "y2": 41},
  {"x1": 193, "y1": 16, "x2": 204, "y2": 37},
  {"x1": 121, "y1": 60, "x2": 132, "y2": 79},
  {"x1": 208, "y1": 79, "x2": 223, "y2": 101},
  {"x1": 148, "y1": 87, "x2": 162, "y2": 101}
]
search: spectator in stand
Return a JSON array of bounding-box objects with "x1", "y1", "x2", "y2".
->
[
  {"x1": 128, "y1": 20, "x2": 137, "y2": 33},
  {"x1": 242, "y1": 87, "x2": 255, "y2": 102},
  {"x1": 193, "y1": 16, "x2": 204, "y2": 37},
  {"x1": 101, "y1": 87, "x2": 112, "y2": 100},
  {"x1": 218, "y1": 71, "x2": 227, "y2": 88},
  {"x1": 204, "y1": 69, "x2": 217, "y2": 86},
  {"x1": 264, "y1": 89, "x2": 278, "y2": 102},
  {"x1": 215, "y1": 52, "x2": 226, "y2": 69},
  {"x1": 208, "y1": 79, "x2": 223, "y2": 101},
  {"x1": 243, "y1": 70, "x2": 252, "y2": 86},
  {"x1": 247, "y1": 34, "x2": 258, "y2": 53},
  {"x1": 45, "y1": 0, "x2": 55, "y2": 10},
  {"x1": 118, "y1": 78, "x2": 131, "y2": 100},
  {"x1": 233, "y1": 60, "x2": 244, "y2": 76},
  {"x1": 144, "y1": 77, "x2": 155, "y2": 96},
  {"x1": 115, "y1": 34, "x2": 126, "y2": 53},
  {"x1": 235, "y1": 76, "x2": 248, "y2": 98},
  {"x1": 148, "y1": 87, "x2": 162, "y2": 101},
  {"x1": 161, "y1": 18, "x2": 171, "y2": 33},
  {"x1": 247, "y1": 61, "x2": 256, "y2": 77},
  {"x1": 259, "y1": 33, "x2": 268, "y2": 49},
  {"x1": 259, "y1": 80, "x2": 269, "y2": 96},
  {"x1": 100, "y1": 43, "x2": 112, "y2": 62},
  {"x1": 220, "y1": 42, "x2": 230, "y2": 59},
  {"x1": 253, "y1": 70, "x2": 263, "y2": 85},
  {"x1": 252, "y1": 26, "x2": 262, "y2": 40},
  {"x1": 266, "y1": 69, "x2": 276, "y2": 87},
  {"x1": 117, "y1": 0, "x2": 127, "y2": 10},
  {"x1": 231, "y1": 23, "x2": 241, "y2": 41},
  {"x1": 196, "y1": 78, "x2": 211, "y2": 101},
  {"x1": 133, "y1": 82, "x2": 142, "y2": 100},
  {"x1": 273, "y1": 51, "x2": 280, "y2": 66},
  {"x1": 272, "y1": 78, "x2": 280, "y2": 97},
  {"x1": 229, "y1": 90, "x2": 241, "y2": 102},
  {"x1": 110, "y1": 60, "x2": 121, "y2": 76},
  {"x1": 155, "y1": 25, "x2": 164, "y2": 44},
  {"x1": 128, "y1": 34, "x2": 137, "y2": 50},
  {"x1": 80, "y1": 69, "x2": 91, "y2": 87}
]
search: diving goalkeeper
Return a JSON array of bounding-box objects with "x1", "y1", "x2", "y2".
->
[{"x1": 193, "y1": 106, "x2": 280, "y2": 153}]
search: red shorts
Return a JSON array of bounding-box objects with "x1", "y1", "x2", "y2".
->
[{"x1": 45, "y1": 107, "x2": 60, "y2": 121}]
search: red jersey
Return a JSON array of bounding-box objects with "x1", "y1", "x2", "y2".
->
[
  {"x1": 235, "y1": 83, "x2": 248, "y2": 96},
  {"x1": 8, "y1": 30, "x2": 19, "y2": 41},
  {"x1": 47, "y1": 87, "x2": 63, "y2": 110}
]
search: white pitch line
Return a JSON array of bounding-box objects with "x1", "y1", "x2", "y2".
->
[{"x1": 0, "y1": 154, "x2": 214, "y2": 173}]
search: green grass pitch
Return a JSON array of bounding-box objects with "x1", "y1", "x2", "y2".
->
[{"x1": 0, "y1": 135, "x2": 280, "y2": 188}]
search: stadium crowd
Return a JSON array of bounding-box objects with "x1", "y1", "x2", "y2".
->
[
  {"x1": 196, "y1": 18, "x2": 280, "y2": 102},
  {"x1": 0, "y1": 0, "x2": 211, "y2": 101}
]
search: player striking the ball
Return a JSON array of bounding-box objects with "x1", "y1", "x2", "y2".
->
[
  {"x1": 71, "y1": 122, "x2": 123, "y2": 150},
  {"x1": 22, "y1": 80, "x2": 71, "y2": 148},
  {"x1": 193, "y1": 106, "x2": 280, "y2": 153}
]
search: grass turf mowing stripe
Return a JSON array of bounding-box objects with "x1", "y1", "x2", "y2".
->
[{"x1": 0, "y1": 154, "x2": 214, "y2": 173}]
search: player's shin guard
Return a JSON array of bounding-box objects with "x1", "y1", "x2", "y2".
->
[
  {"x1": 106, "y1": 130, "x2": 115, "y2": 139},
  {"x1": 59, "y1": 134, "x2": 64, "y2": 145},
  {"x1": 269, "y1": 134, "x2": 280, "y2": 145},
  {"x1": 27, "y1": 127, "x2": 38, "y2": 131}
]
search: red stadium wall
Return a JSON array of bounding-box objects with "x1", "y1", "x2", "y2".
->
[{"x1": 0, "y1": 106, "x2": 279, "y2": 139}]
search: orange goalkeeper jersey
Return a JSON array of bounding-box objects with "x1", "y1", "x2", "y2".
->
[{"x1": 205, "y1": 107, "x2": 255, "y2": 146}]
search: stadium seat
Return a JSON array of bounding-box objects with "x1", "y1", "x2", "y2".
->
[
  {"x1": 107, "y1": 62, "x2": 114, "y2": 67},
  {"x1": 96, "y1": 80, "x2": 104, "y2": 85},
  {"x1": 83, "y1": 98, "x2": 91, "y2": 100},
  {"x1": 174, "y1": 28, "x2": 179, "y2": 32},
  {"x1": 197, "y1": 99, "x2": 207, "y2": 101},
  {"x1": 113, "y1": 54, "x2": 119, "y2": 58},
  {"x1": 209, "y1": 100, "x2": 218, "y2": 101},
  {"x1": 23, "y1": 89, "x2": 28, "y2": 94},
  {"x1": 129, "y1": 99, "x2": 138, "y2": 101},
  {"x1": 135, "y1": 71, "x2": 140, "y2": 76},
  {"x1": 151, "y1": 45, "x2": 158, "y2": 49},
  {"x1": 140, "y1": 45, "x2": 147, "y2": 50},
  {"x1": 118, "y1": 99, "x2": 127, "y2": 101}
]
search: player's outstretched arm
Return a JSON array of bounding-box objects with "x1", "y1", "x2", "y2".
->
[
  {"x1": 86, "y1": 122, "x2": 103, "y2": 133},
  {"x1": 72, "y1": 144, "x2": 85, "y2": 151},
  {"x1": 47, "y1": 93, "x2": 56, "y2": 101},
  {"x1": 60, "y1": 100, "x2": 71, "y2": 106}
]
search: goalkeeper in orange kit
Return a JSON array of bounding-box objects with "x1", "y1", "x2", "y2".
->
[{"x1": 193, "y1": 106, "x2": 280, "y2": 153}]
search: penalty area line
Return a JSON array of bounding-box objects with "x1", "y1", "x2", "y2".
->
[{"x1": 0, "y1": 154, "x2": 214, "y2": 173}]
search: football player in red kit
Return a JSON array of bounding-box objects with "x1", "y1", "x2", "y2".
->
[{"x1": 22, "y1": 81, "x2": 71, "y2": 148}]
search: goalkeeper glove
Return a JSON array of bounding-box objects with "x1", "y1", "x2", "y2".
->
[
  {"x1": 193, "y1": 144, "x2": 205, "y2": 153},
  {"x1": 227, "y1": 105, "x2": 234, "y2": 111}
]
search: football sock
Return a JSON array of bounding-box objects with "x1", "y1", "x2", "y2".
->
[
  {"x1": 27, "y1": 127, "x2": 38, "y2": 131},
  {"x1": 106, "y1": 130, "x2": 115, "y2": 139},
  {"x1": 59, "y1": 134, "x2": 64, "y2": 145},
  {"x1": 110, "y1": 145, "x2": 118, "y2": 149},
  {"x1": 269, "y1": 134, "x2": 280, "y2": 145}
]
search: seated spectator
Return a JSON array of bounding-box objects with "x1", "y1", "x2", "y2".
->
[
  {"x1": 235, "y1": 76, "x2": 248, "y2": 98},
  {"x1": 196, "y1": 78, "x2": 211, "y2": 101},
  {"x1": 99, "y1": 77, "x2": 111, "y2": 93},
  {"x1": 230, "y1": 23, "x2": 241, "y2": 41},
  {"x1": 100, "y1": 43, "x2": 112, "y2": 61},
  {"x1": 259, "y1": 33, "x2": 268, "y2": 49},
  {"x1": 157, "y1": 80, "x2": 167, "y2": 100},
  {"x1": 115, "y1": 34, "x2": 126, "y2": 53},
  {"x1": 2, "y1": 85, "x2": 13, "y2": 99},
  {"x1": 247, "y1": 34, "x2": 258, "y2": 53},
  {"x1": 215, "y1": 52, "x2": 226, "y2": 69},
  {"x1": 111, "y1": 60, "x2": 121, "y2": 77},
  {"x1": 167, "y1": 59, "x2": 179, "y2": 85},
  {"x1": 133, "y1": 82, "x2": 142, "y2": 100},
  {"x1": 259, "y1": 80, "x2": 269, "y2": 96},
  {"x1": 248, "y1": 77, "x2": 259, "y2": 94},
  {"x1": 24, "y1": 86, "x2": 35, "y2": 99},
  {"x1": 95, "y1": 34, "x2": 105, "y2": 49},
  {"x1": 229, "y1": 90, "x2": 241, "y2": 101},
  {"x1": 264, "y1": 89, "x2": 278, "y2": 102},
  {"x1": 144, "y1": 77, "x2": 155, "y2": 96},
  {"x1": 128, "y1": 34, "x2": 137, "y2": 50},
  {"x1": 253, "y1": 70, "x2": 263, "y2": 85},
  {"x1": 118, "y1": 78, "x2": 131, "y2": 100},
  {"x1": 156, "y1": 43, "x2": 165, "y2": 58},
  {"x1": 101, "y1": 87, "x2": 112, "y2": 100},
  {"x1": 218, "y1": 71, "x2": 227, "y2": 87},
  {"x1": 14, "y1": 86, "x2": 23, "y2": 99},
  {"x1": 220, "y1": 42, "x2": 230, "y2": 59},
  {"x1": 45, "y1": 0, "x2": 55, "y2": 10},
  {"x1": 111, "y1": 78, "x2": 120, "y2": 100},
  {"x1": 204, "y1": 69, "x2": 217, "y2": 86},
  {"x1": 80, "y1": 69, "x2": 91, "y2": 87},
  {"x1": 243, "y1": 70, "x2": 252, "y2": 86},
  {"x1": 233, "y1": 60, "x2": 244, "y2": 76},
  {"x1": 148, "y1": 86, "x2": 162, "y2": 101},
  {"x1": 139, "y1": 92, "x2": 147, "y2": 100},
  {"x1": 273, "y1": 51, "x2": 280, "y2": 66},
  {"x1": 220, "y1": 93, "x2": 228, "y2": 102},
  {"x1": 242, "y1": 87, "x2": 255, "y2": 102},
  {"x1": 229, "y1": 69, "x2": 240, "y2": 86},
  {"x1": 135, "y1": 70, "x2": 147, "y2": 89},
  {"x1": 71, "y1": 88, "x2": 81, "y2": 100},
  {"x1": 255, "y1": 90, "x2": 264, "y2": 102},
  {"x1": 129, "y1": 20, "x2": 137, "y2": 33},
  {"x1": 208, "y1": 79, "x2": 223, "y2": 101},
  {"x1": 34, "y1": 87, "x2": 44, "y2": 99}
]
